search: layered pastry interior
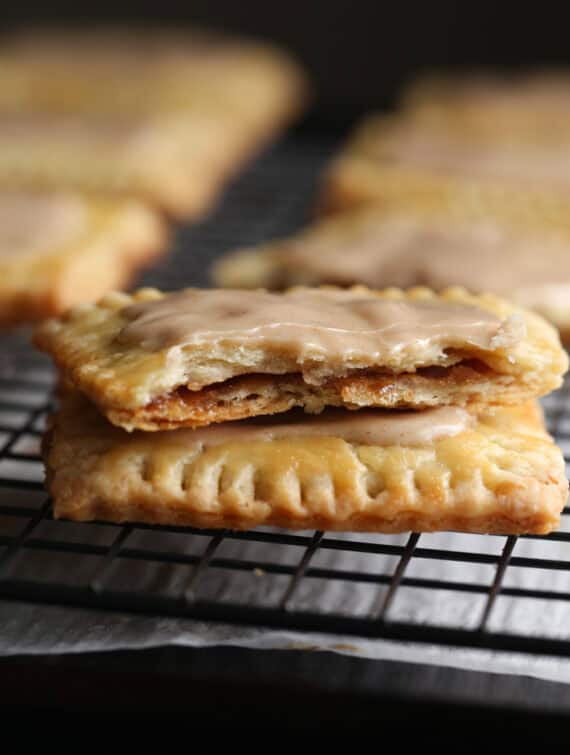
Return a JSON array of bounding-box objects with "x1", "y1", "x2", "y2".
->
[
  {"x1": 211, "y1": 205, "x2": 570, "y2": 340},
  {"x1": 43, "y1": 393, "x2": 567, "y2": 535},
  {"x1": 33, "y1": 286, "x2": 567, "y2": 431}
]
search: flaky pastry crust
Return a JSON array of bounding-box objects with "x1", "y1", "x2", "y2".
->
[
  {"x1": 33, "y1": 286, "x2": 568, "y2": 431},
  {"x1": 43, "y1": 395, "x2": 568, "y2": 535}
]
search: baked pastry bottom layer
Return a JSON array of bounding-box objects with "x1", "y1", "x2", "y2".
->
[{"x1": 43, "y1": 396, "x2": 568, "y2": 535}]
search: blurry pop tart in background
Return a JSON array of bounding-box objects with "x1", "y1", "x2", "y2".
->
[{"x1": 0, "y1": 20, "x2": 309, "y2": 324}]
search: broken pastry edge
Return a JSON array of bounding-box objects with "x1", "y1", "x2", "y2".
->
[
  {"x1": 32, "y1": 285, "x2": 568, "y2": 431},
  {"x1": 103, "y1": 364, "x2": 546, "y2": 433}
]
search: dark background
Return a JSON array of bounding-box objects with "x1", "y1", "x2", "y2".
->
[{"x1": 3, "y1": 1, "x2": 570, "y2": 123}]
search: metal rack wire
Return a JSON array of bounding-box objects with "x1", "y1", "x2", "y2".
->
[{"x1": 1, "y1": 130, "x2": 570, "y2": 658}]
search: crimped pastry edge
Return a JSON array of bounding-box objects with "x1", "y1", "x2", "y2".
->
[{"x1": 43, "y1": 395, "x2": 568, "y2": 535}]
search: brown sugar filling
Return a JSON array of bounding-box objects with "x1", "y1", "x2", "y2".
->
[{"x1": 141, "y1": 358, "x2": 494, "y2": 419}]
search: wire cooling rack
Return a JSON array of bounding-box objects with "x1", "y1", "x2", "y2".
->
[{"x1": 1, "y1": 130, "x2": 570, "y2": 659}]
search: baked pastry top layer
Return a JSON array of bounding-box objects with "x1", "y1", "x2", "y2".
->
[
  {"x1": 0, "y1": 191, "x2": 167, "y2": 326},
  {"x1": 43, "y1": 395, "x2": 568, "y2": 535},
  {"x1": 33, "y1": 286, "x2": 568, "y2": 430},
  {"x1": 211, "y1": 203, "x2": 570, "y2": 341}
]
